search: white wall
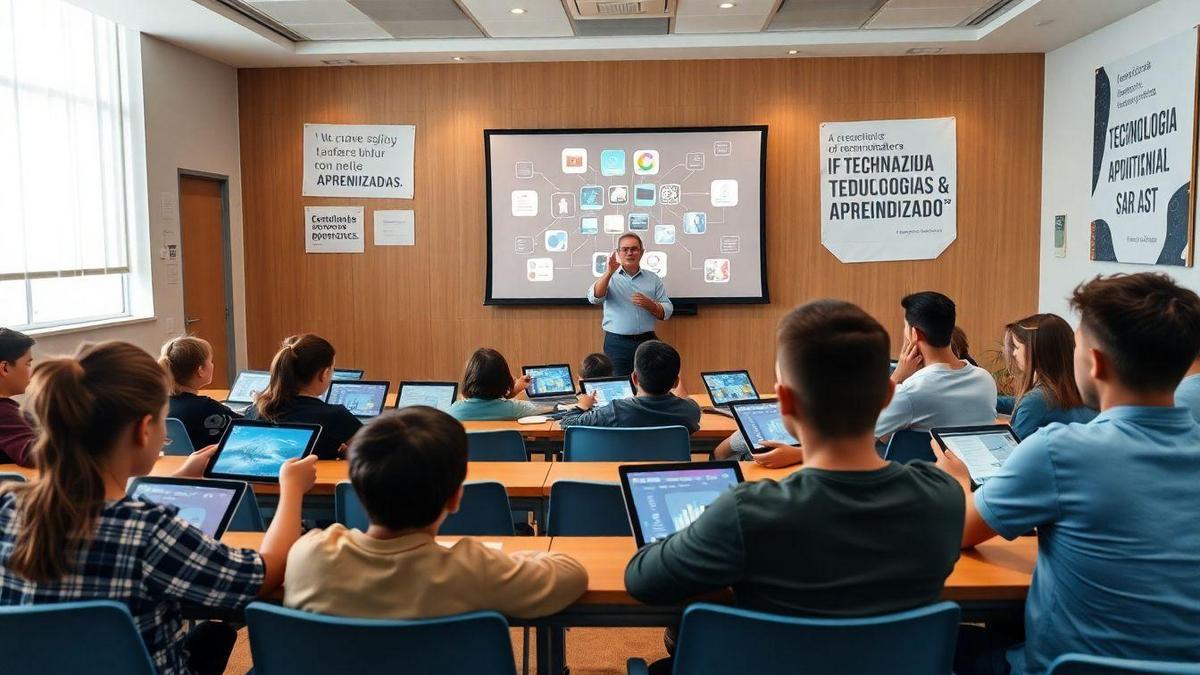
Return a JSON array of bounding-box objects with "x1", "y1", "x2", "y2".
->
[
  {"x1": 32, "y1": 34, "x2": 247, "y2": 370},
  {"x1": 1040, "y1": 0, "x2": 1200, "y2": 319}
]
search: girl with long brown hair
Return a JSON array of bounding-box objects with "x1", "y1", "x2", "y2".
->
[
  {"x1": 0, "y1": 341, "x2": 316, "y2": 674},
  {"x1": 1003, "y1": 313, "x2": 1097, "y2": 439},
  {"x1": 159, "y1": 336, "x2": 241, "y2": 450}
]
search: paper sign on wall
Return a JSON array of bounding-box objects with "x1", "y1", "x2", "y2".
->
[
  {"x1": 819, "y1": 117, "x2": 957, "y2": 263},
  {"x1": 305, "y1": 206, "x2": 364, "y2": 254},
  {"x1": 303, "y1": 123, "x2": 416, "y2": 199},
  {"x1": 374, "y1": 210, "x2": 415, "y2": 246}
]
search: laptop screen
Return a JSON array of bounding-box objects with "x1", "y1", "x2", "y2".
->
[
  {"x1": 523, "y1": 365, "x2": 575, "y2": 397},
  {"x1": 731, "y1": 401, "x2": 799, "y2": 449},
  {"x1": 621, "y1": 463, "x2": 743, "y2": 547},
  {"x1": 581, "y1": 377, "x2": 634, "y2": 407},
  {"x1": 325, "y1": 381, "x2": 388, "y2": 418},
  {"x1": 128, "y1": 479, "x2": 242, "y2": 538},
  {"x1": 701, "y1": 371, "x2": 759, "y2": 406},
  {"x1": 333, "y1": 369, "x2": 364, "y2": 380},
  {"x1": 396, "y1": 382, "x2": 457, "y2": 412},
  {"x1": 227, "y1": 370, "x2": 270, "y2": 404},
  {"x1": 209, "y1": 422, "x2": 318, "y2": 480}
]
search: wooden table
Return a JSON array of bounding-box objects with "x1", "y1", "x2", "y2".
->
[
  {"x1": 221, "y1": 532, "x2": 550, "y2": 554},
  {"x1": 542, "y1": 461, "x2": 803, "y2": 495}
]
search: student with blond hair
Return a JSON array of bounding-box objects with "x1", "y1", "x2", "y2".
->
[{"x1": 159, "y1": 336, "x2": 241, "y2": 450}]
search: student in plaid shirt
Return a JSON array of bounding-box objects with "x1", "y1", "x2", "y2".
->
[{"x1": 0, "y1": 341, "x2": 317, "y2": 674}]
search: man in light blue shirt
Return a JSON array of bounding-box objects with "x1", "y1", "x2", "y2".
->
[
  {"x1": 587, "y1": 233, "x2": 673, "y2": 376},
  {"x1": 933, "y1": 273, "x2": 1200, "y2": 675},
  {"x1": 1174, "y1": 357, "x2": 1200, "y2": 422}
]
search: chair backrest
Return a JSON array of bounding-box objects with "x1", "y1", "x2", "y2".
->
[
  {"x1": 163, "y1": 418, "x2": 195, "y2": 456},
  {"x1": 441, "y1": 481, "x2": 515, "y2": 536},
  {"x1": 335, "y1": 481, "x2": 370, "y2": 529},
  {"x1": 563, "y1": 425, "x2": 691, "y2": 462},
  {"x1": 228, "y1": 489, "x2": 266, "y2": 532},
  {"x1": 1049, "y1": 654, "x2": 1200, "y2": 674},
  {"x1": 245, "y1": 602, "x2": 517, "y2": 675},
  {"x1": 884, "y1": 430, "x2": 934, "y2": 464},
  {"x1": 0, "y1": 472, "x2": 27, "y2": 484},
  {"x1": 671, "y1": 601, "x2": 961, "y2": 675},
  {"x1": 467, "y1": 430, "x2": 528, "y2": 462},
  {"x1": 0, "y1": 600, "x2": 155, "y2": 675},
  {"x1": 547, "y1": 480, "x2": 632, "y2": 536}
]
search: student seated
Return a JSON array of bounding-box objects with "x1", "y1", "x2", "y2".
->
[
  {"x1": 625, "y1": 301, "x2": 963, "y2": 625},
  {"x1": 245, "y1": 334, "x2": 361, "y2": 460},
  {"x1": 284, "y1": 406, "x2": 587, "y2": 618},
  {"x1": 0, "y1": 341, "x2": 317, "y2": 675},
  {"x1": 159, "y1": 336, "x2": 241, "y2": 450},
  {"x1": 951, "y1": 325, "x2": 979, "y2": 366},
  {"x1": 559, "y1": 340, "x2": 701, "y2": 432},
  {"x1": 448, "y1": 348, "x2": 547, "y2": 421},
  {"x1": 934, "y1": 273, "x2": 1200, "y2": 674},
  {"x1": 1175, "y1": 355, "x2": 1200, "y2": 422},
  {"x1": 0, "y1": 328, "x2": 35, "y2": 467},
  {"x1": 1000, "y1": 314, "x2": 1096, "y2": 439},
  {"x1": 876, "y1": 291, "x2": 997, "y2": 440},
  {"x1": 579, "y1": 352, "x2": 614, "y2": 386}
]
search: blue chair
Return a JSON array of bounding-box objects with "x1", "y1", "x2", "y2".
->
[
  {"x1": 547, "y1": 480, "x2": 632, "y2": 536},
  {"x1": 467, "y1": 430, "x2": 528, "y2": 462},
  {"x1": 627, "y1": 601, "x2": 960, "y2": 675},
  {"x1": 0, "y1": 600, "x2": 155, "y2": 674},
  {"x1": 335, "y1": 481, "x2": 369, "y2": 529},
  {"x1": 245, "y1": 602, "x2": 517, "y2": 675},
  {"x1": 563, "y1": 426, "x2": 691, "y2": 462},
  {"x1": 441, "y1": 481, "x2": 516, "y2": 536},
  {"x1": 228, "y1": 489, "x2": 266, "y2": 532},
  {"x1": 0, "y1": 472, "x2": 27, "y2": 484},
  {"x1": 1049, "y1": 654, "x2": 1200, "y2": 674},
  {"x1": 884, "y1": 430, "x2": 934, "y2": 464},
  {"x1": 163, "y1": 418, "x2": 194, "y2": 456}
]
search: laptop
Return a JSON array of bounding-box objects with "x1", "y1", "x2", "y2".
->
[
  {"x1": 700, "y1": 370, "x2": 761, "y2": 417},
  {"x1": 395, "y1": 381, "x2": 459, "y2": 412},
  {"x1": 522, "y1": 364, "x2": 578, "y2": 405},
  {"x1": 324, "y1": 380, "x2": 390, "y2": 420},
  {"x1": 225, "y1": 370, "x2": 270, "y2": 413},
  {"x1": 204, "y1": 419, "x2": 321, "y2": 483},
  {"x1": 729, "y1": 400, "x2": 799, "y2": 452},
  {"x1": 580, "y1": 376, "x2": 635, "y2": 407},
  {"x1": 619, "y1": 461, "x2": 745, "y2": 547},
  {"x1": 930, "y1": 424, "x2": 1020, "y2": 488},
  {"x1": 333, "y1": 368, "x2": 365, "y2": 380},
  {"x1": 127, "y1": 476, "x2": 247, "y2": 538}
]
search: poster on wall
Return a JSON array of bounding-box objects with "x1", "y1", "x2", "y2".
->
[
  {"x1": 305, "y1": 206, "x2": 364, "y2": 254},
  {"x1": 302, "y1": 123, "x2": 416, "y2": 199},
  {"x1": 819, "y1": 117, "x2": 957, "y2": 263},
  {"x1": 1090, "y1": 28, "x2": 1198, "y2": 266}
]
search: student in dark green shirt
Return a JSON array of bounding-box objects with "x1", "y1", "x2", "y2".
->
[{"x1": 625, "y1": 300, "x2": 965, "y2": 619}]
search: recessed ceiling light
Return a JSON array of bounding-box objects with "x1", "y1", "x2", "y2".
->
[
  {"x1": 1036, "y1": 19, "x2": 1055, "y2": 27},
  {"x1": 510, "y1": 7, "x2": 526, "y2": 14},
  {"x1": 452, "y1": 56, "x2": 463, "y2": 61},
  {"x1": 719, "y1": 2, "x2": 735, "y2": 8},
  {"x1": 788, "y1": 49, "x2": 799, "y2": 55}
]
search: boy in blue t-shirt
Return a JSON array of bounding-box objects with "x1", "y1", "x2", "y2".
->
[{"x1": 934, "y1": 273, "x2": 1200, "y2": 675}]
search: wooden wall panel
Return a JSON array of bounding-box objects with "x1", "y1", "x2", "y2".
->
[{"x1": 237, "y1": 55, "x2": 1044, "y2": 390}]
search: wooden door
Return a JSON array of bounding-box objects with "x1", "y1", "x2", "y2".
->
[{"x1": 179, "y1": 175, "x2": 231, "y2": 389}]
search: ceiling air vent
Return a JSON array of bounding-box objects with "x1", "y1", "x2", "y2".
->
[
  {"x1": 569, "y1": 0, "x2": 674, "y2": 19},
  {"x1": 966, "y1": 0, "x2": 1019, "y2": 27}
]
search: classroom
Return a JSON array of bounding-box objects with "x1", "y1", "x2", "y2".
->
[{"x1": 3, "y1": 0, "x2": 1200, "y2": 673}]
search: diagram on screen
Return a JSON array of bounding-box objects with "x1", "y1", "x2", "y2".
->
[{"x1": 665, "y1": 491, "x2": 721, "y2": 530}]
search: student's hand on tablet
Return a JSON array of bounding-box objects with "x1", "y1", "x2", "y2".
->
[
  {"x1": 751, "y1": 441, "x2": 804, "y2": 469},
  {"x1": 575, "y1": 393, "x2": 596, "y2": 411},
  {"x1": 511, "y1": 374, "x2": 532, "y2": 397},
  {"x1": 930, "y1": 439, "x2": 971, "y2": 489},
  {"x1": 279, "y1": 455, "x2": 318, "y2": 496},
  {"x1": 892, "y1": 338, "x2": 924, "y2": 383},
  {"x1": 173, "y1": 445, "x2": 217, "y2": 478}
]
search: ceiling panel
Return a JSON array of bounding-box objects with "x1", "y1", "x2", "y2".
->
[
  {"x1": 574, "y1": 17, "x2": 670, "y2": 35},
  {"x1": 768, "y1": 0, "x2": 887, "y2": 31},
  {"x1": 289, "y1": 22, "x2": 391, "y2": 39},
  {"x1": 674, "y1": 0, "x2": 778, "y2": 34},
  {"x1": 248, "y1": 0, "x2": 373, "y2": 24},
  {"x1": 349, "y1": 0, "x2": 483, "y2": 38},
  {"x1": 865, "y1": 5, "x2": 982, "y2": 29},
  {"x1": 458, "y1": 0, "x2": 573, "y2": 38}
]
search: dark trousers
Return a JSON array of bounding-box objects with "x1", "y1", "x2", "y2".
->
[
  {"x1": 604, "y1": 331, "x2": 658, "y2": 377},
  {"x1": 184, "y1": 621, "x2": 239, "y2": 675}
]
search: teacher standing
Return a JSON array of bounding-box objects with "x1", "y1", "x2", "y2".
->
[{"x1": 587, "y1": 233, "x2": 673, "y2": 377}]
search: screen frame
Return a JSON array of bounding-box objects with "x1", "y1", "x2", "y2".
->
[
  {"x1": 394, "y1": 381, "x2": 460, "y2": 411},
  {"x1": 126, "y1": 476, "x2": 248, "y2": 539},
  {"x1": 483, "y1": 125, "x2": 770, "y2": 306},
  {"x1": 332, "y1": 368, "x2": 365, "y2": 380},
  {"x1": 618, "y1": 460, "x2": 745, "y2": 548},
  {"x1": 522, "y1": 363, "x2": 576, "y2": 398},
  {"x1": 700, "y1": 369, "x2": 760, "y2": 407},
  {"x1": 580, "y1": 376, "x2": 635, "y2": 406},
  {"x1": 729, "y1": 400, "x2": 798, "y2": 451},
  {"x1": 204, "y1": 419, "x2": 321, "y2": 483},
  {"x1": 930, "y1": 424, "x2": 1020, "y2": 488},
  {"x1": 324, "y1": 379, "x2": 391, "y2": 418},
  {"x1": 225, "y1": 369, "x2": 270, "y2": 405}
]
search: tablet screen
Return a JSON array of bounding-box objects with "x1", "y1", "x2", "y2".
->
[
  {"x1": 129, "y1": 481, "x2": 241, "y2": 538},
  {"x1": 731, "y1": 401, "x2": 798, "y2": 448},
  {"x1": 333, "y1": 369, "x2": 364, "y2": 380},
  {"x1": 228, "y1": 371, "x2": 269, "y2": 404},
  {"x1": 935, "y1": 428, "x2": 1018, "y2": 484},
  {"x1": 397, "y1": 383, "x2": 457, "y2": 412},
  {"x1": 623, "y1": 465, "x2": 741, "y2": 545},
  {"x1": 326, "y1": 381, "x2": 388, "y2": 418},
  {"x1": 582, "y1": 378, "x2": 634, "y2": 407},
  {"x1": 524, "y1": 365, "x2": 574, "y2": 397},
  {"x1": 702, "y1": 371, "x2": 759, "y2": 405},
  {"x1": 211, "y1": 423, "x2": 318, "y2": 479}
]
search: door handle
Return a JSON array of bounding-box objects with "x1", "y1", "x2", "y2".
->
[{"x1": 184, "y1": 318, "x2": 201, "y2": 325}]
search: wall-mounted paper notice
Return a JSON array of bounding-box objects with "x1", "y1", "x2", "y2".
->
[
  {"x1": 305, "y1": 206, "x2": 365, "y2": 254},
  {"x1": 374, "y1": 209, "x2": 415, "y2": 246}
]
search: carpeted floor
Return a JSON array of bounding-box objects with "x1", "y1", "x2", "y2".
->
[{"x1": 225, "y1": 626, "x2": 669, "y2": 674}]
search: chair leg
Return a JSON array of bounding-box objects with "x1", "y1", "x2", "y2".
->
[{"x1": 523, "y1": 626, "x2": 530, "y2": 675}]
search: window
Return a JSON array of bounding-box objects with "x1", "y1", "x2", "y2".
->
[{"x1": 0, "y1": 0, "x2": 136, "y2": 330}]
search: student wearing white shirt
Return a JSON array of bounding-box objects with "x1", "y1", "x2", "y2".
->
[{"x1": 876, "y1": 291, "x2": 997, "y2": 440}]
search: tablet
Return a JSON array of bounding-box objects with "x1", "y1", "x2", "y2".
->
[
  {"x1": 580, "y1": 376, "x2": 634, "y2": 407},
  {"x1": 333, "y1": 368, "x2": 365, "y2": 381},
  {"x1": 619, "y1": 461, "x2": 744, "y2": 547},
  {"x1": 889, "y1": 359, "x2": 898, "y2": 374},
  {"x1": 204, "y1": 419, "x2": 320, "y2": 483},
  {"x1": 523, "y1": 364, "x2": 575, "y2": 399},
  {"x1": 701, "y1": 370, "x2": 760, "y2": 406},
  {"x1": 729, "y1": 400, "x2": 799, "y2": 451},
  {"x1": 226, "y1": 370, "x2": 270, "y2": 406},
  {"x1": 127, "y1": 476, "x2": 247, "y2": 539},
  {"x1": 395, "y1": 381, "x2": 458, "y2": 412},
  {"x1": 931, "y1": 424, "x2": 1020, "y2": 486},
  {"x1": 325, "y1": 380, "x2": 390, "y2": 419}
]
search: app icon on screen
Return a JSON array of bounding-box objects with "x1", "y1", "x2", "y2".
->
[
  {"x1": 713, "y1": 141, "x2": 732, "y2": 156},
  {"x1": 580, "y1": 185, "x2": 603, "y2": 210},
  {"x1": 683, "y1": 212, "x2": 706, "y2": 234},
  {"x1": 720, "y1": 235, "x2": 740, "y2": 253},
  {"x1": 527, "y1": 258, "x2": 554, "y2": 281},
  {"x1": 659, "y1": 184, "x2": 681, "y2": 205},
  {"x1": 511, "y1": 190, "x2": 538, "y2": 217},
  {"x1": 545, "y1": 230, "x2": 568, "y2": 252},
  {"x1": 711, "y1": 179, "x2": 738, "y2": 207},
  {"x1": 515, "y1": 161, "x2": 534, "y2": 179},
  {"x1": 643, "y1": 251, "x2": 667, "y2": 278},
  {"x1": 562, "y1": 148, "x2": 587, "y2": 174},
  {"x1": 514, "y1": 236, "x2": 535, "y2": 254},
  {"x1": 551, "y1": 192, "x2": 576, "y2": 217},
  {"x1": 600, "y1": 149, "x2": 626, "y2": 176},
  {"x1": 603, "y1": 214, "x2": 624, "y2": 234},
  {"x1": 581, "y1": 217, "x2": 599, "y2": 235},
  {"x1": 654, "y1": 224, "x2": 676, "y2": 245},
  {"x1": 704, "y1": 258, "x2": 730, "y2": 283},
  {"x1": 633, "y1": 150, "x2": 659, "y2": 175},
  {"x1": 634, "y1": 184, "x2": 656, "y2": 207},
  {"x1": 629, "y1": 213, "x2": 649, "y2": 231},
  {"x1": 685, "y1": 152, "x2": 705, "y2": 170},
  {"x1": 608, "y1": 185, "x2": 629, "y2": 206},
  {"x1": 592, "y1": 252, "x2": 609, "y2": 277}
]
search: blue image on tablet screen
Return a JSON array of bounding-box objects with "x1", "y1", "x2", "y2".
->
[
  {"x1": 327, "y1": 384, "x2": 387, "y2": 417},
  {"x1": 703, "y1": 372, "x2": 757, "y2": 405},
  {"x1": 586, "y1": 380, "x2": 634, "y2": 407},
  {"x1": 736, "y1": 402, "x2": 798, "y2": 447},
  {"x1": 526, "y1": 366, "x2": 573, "y2": 395},
  {"x1": 130, "y1": 483, "x2": 238, "y2": 537},
  {"x1": 626, "y1": 467, "x2": 740, "y2": 544},
  {"x1": 214, "y1": 426, "x2": 315, "y2": 478},
  {"x1": 398, "y1": 385, "x2": 456, "y2": 412}
]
